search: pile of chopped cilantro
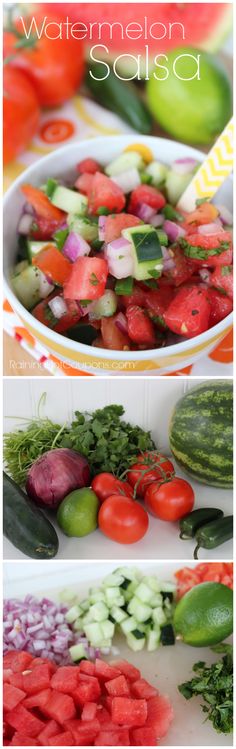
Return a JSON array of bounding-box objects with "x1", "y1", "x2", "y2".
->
[{"x1": 178, "y1": 644, "x2": 233, "y2": 734}]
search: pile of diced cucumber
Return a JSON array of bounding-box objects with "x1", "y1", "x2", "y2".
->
[{"x1": 64, "y1": 568, "x2": 176, "y2": 661}]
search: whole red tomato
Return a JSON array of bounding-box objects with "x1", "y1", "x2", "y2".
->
[
  {"x1": 127, "y1": 452, "x2": 174, "y2": 498},
  {"x1": 3, "y1": 66, "x2": 40, "y2": 165},
  {"x1": 98, "y1": 495, "x2": 149, "y2": 544},
  {"x1": 91, "y1": 473, "x2": 133, "y2": 503},
  {"x1": 3, "y1": 12, "x2": 84, "y2": 107},
  {"x1": 144, "y1": 478, "x2": 195, "y2": 522}
]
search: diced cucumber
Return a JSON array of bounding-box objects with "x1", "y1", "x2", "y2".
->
[
  {"x1": 84, "y1": 623, "x2": 103, "y2": 646},
  {"x1": 160, "y1": 582, "x2": 176, "y2": 593},
  {"x1": 89, "y1": 591, "x2": 106, "y2": 604},
  {"x1": 147, "y1": 628, "x2": 161, "y2": 652},
  {"x1": 110, "y1": 606, "x2": 128, "y2": 624},
  {"x1": 103, "y1": 572, "x2": 125, "y2": 587},
  {"x1": 146, "y1": 161, "x2": 168, "y2": 186},
  {"x1": 105, "y1": 152, "x2": 144, "y2": 177},
  {"x1": 65, "y1": 604, "x2": 82, "y2": 624},
  {"x1": 105, "y1": 588, "x2": 124, "y2": 606},
  {"x1": 91, "y1": 290, "x2": 117, "y2": 319},
  {"x1": 82, "y1": 610, "x2": 96, "y2": 625},
  {"x1": 135, "y1": 582, "x2": 154, "y2": 604},
  {"x1": 11, "y1": 265, "x2": 52, "y2": 310},
  {"x1": 27, "y1": 240, "x2": 56, "y2": 262},
  {"x1": 144, "y1": 576, "x2": 161, "y2": 593},
  {"x1": 59, "y1": 589, "x2": 77, "y2": 604},
  {"x1": 160, "y1": 624, "x2": 175, "y2": 646},
  {"x1": 151, "y1": 594, "x2": 163, "y2": 608},
  {"x1": 152, "y1": 607, "x2": 167, "y2": 626},
  {"x1": 69, "y1": 643, "x2": 87, "y2": 662},
  {"x1": 116, "y1": 567, "x2": 140, "y2": 582},
  {"x1": 127, "y1": 632, "x2": 146, "y2": 652},
  {"x1": 89, "y1": 602, "x2": 109, "y2": 622},
  {"x1": 122, "y1": 225, "x2": 163, "y2": 281},
  {"x1": 100, "y1": 620, "x2": 115, "y2": 639},
  {"x1": 165, "y1": 170, "x2": 194, "y2": 205},
  {"x1": 128, "y1": 597, "x2": 152, "y2": 623},
  {"x1": 79, "y1": 599, "x2": 90, "y2": 612},
  {"x1": 51, "y1": 185, "x2": 88, "y2": 215},
  {"x1": 67, "y1": 214, "x2": 98, "y2": 241},
  {"x1": 73, "y1": 617, "x2": 85, "y2": 631},
  {"x1": 120, "y1": 616, "x2": 138, "y2": 635}
]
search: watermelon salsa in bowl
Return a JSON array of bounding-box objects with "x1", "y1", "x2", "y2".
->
[{"x1": 3, "y1": 135, "x2": 233, "y2": 375}]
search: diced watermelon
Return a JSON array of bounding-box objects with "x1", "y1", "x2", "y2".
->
[
  {"x1": 73, "y1": 679, "x2": 101, "y2": 706},
  {"x1": 3, "y1": 651, "x2": 33, "y2": 673},
  {"x1": 95, "y1": 659, "x2": 121, "y2": 681},
  {"x1": 3, "y1": 684, "x2": 26, "y2": 711},
  {"x1": 6, "y1": 704, "x2": 45, "y2": 737},
  {"x1": 29, "y1": 657, "x2": 57, "y2": 673},
  {"x1": 9, "y1": 674, "x2": 24, "y2": 690},
  {"x1": 81, "y1": 702, "x2": 97, "y2": 721},
  {"x1": 65, "y1": 718, "x2": 100, "y2": 744},
  {"x1": 37, "y1": 720, "x2": 60, "y2": 746},
  {"x1": 94, "y1": 729, "x2": 130, "y2": 745},
  {"x1": 111, "y1": 660, "x2": 140, "y2": 682},
  {"x1": 76, "y1": 158, "x2": 102, "y2": 175},
  {"x1": 79, "y1": 660, "x2": 95, "y2": 676},
  {"x1": 23, "y1": 688, "x2": 52, "y2": 710},
  {"x1": 104, "y1": 213, "x2": 141, "y2": 243},
  {"x1": 146, "y1": 695, "x2": 174, "y2": 738},
  {"x1": 22, "y1": 665, "x2": 51, "y2": 694},
  {"x1": 105, "y1": 675, "x2": 130, "y2": 697},
  {"x1": 48, "y1": 731, "x2": 74, "y2": 746},
  {"x1": 131, "y1": 678, "x2": 158, "y2": 700},
  {"x1": 111, "y1": 697, "x2": 147, "y2": 727},
  {"x1": 131, "y1": 727, "x2": 157, "y2": 745},
  {"x1": 103, "y1": 695, "x2": 113, "y2": 713},
  {"x1": 43, "y1": 690, "x2": 76, "y2": 724},
  {"x1": 75, "y1": 173, "x2": 94, "y2": 195},
  {"x1": 3, "y1": 670, "x2": 13, "y2": 683},
  {"x1": 51, "y1": 666, "x2": 78, "y2": 694},
  {"x1": 88, "y1": 172, "x2": 125, "y2": 214},
  {"x1": 10, "y1": 733, "x2": 40, "y2": 746}
]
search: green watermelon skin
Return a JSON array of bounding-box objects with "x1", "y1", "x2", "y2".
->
[{"x1": 169, "y1": 381, "x2": 233, "y2": 488}]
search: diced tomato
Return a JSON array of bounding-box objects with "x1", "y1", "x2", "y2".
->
[
  {"x1": 81, "y1": 702, "x2": 97, "y2": 721},
  {"x1": 48, "y1": 731, "x2": 74, "y2": 746},
  {"x1": 33, "y1": 293, "x2": 81, "y2": 334},
  {"x1": 176, "y1": 562, "x2": 233, "y2": 599},
  {"x1": 131, "y1": 727, "x2": 157, "y2": 745},
  {"x1": 94, "y1": 729, "x2": 130, "y2": 746},
  {"x1": 22, "y1": 664, "x2": 51, "y2": 694},
  {"x1": 43, "y1": 691, "x2": 76, "y2": 724},
  {"x1": 164, "y1": 286, "x2": 210, "y2": 338},
  {"x1": 145, "y1": 695, "x2": 174, "y2": 738},
  {"x1": 73, "y1": 679, "x2": 101, "y2": 706},
  {"x1": 104, "y1": 213, "x2": 141, "y2": 243},
  {"x1": 64, "y1": 256, "x2": 108, "y2": 301},
  {"x1": 111, "y1": 697, "x2": 147, "y2": 727},
  {"x1": 3, "y1": 684, "x2": 26, "y2": 712},
  {"x1": 51, "y1": 666, "x2": 78, "y2": 694},
  {"x1": 211, "y1": 265, "x2": 233, "y2": 299},
  {"x1": 101, "y1": 315, "x2": 130, "y2": 350},
  {"x1": 30, "y1": 215, "x2": 64, "y2": 241},
  {"x1": 79, "y1": 660, "x2": 95, "y2": 676},
  {"x1": 88, "y1": 172, "x2": 125, "y2": 214},
  {"x1": 32, "y1": 244, "x2": 71, "y2": 286},
  {"x1": 3, "y1": 651, "x2": 33, "y2": 673},
  {"x1": 110, "y1": 661, "x2": 140, "y2": 683},
  {"x1": 10, "y1": 733, "x2": 40, "y2": 746},
  {"x1": 182, "y1": 231, "x2": 232, "y2": 267},
  {"x1": 131, "y1": 679, "x2": 158, "y2": 700},
  {"x1": 75, "y1": 173, "x2": 94, "y2": 195},
  {"x1": 95, "y1": 660, "x2": 121, "y2": 682},
  {"x1": 164, "y1": 246, "x2": 195, "y2": 286},
  {"x1": 128, "y1": 184, "x2": 166, "y2": 213},
  {"x1": 105, "y1": 675, "x2": 130, "y2": 697},
  {"x1": 21, "y1": 185, "x2": 66, "y2": 221},
  {"x1": 207, "y1": 288, "x2": 233, "y2": 327},
  {"x1": 37, "y1": 720, "x2": 60, "y2": 746},
  {"x1": 184, "y1": 202, "x2": 219, "y2": 226},
  {"x1": 6, "y1": 704, "x2": 45, "y2": 737},
  {"x1": 126, "y1": 306, "x2": 156, "y2": 346},
  {"x1": 76, "y1": 158, "x2": 102, "y2": 174},
  {"x1": 23, "y1": 688, "x2": 52, "y2": 710}
]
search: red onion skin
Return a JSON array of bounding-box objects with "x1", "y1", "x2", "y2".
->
[{"x1": 26, "y1": 448, "x2": 90, "y2": 509}]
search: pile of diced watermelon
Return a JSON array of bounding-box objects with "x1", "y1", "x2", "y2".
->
[{"x1": 3, "y1": 651, "x2": 174, "y2": 746}]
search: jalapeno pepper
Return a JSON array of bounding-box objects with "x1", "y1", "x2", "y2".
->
[
  {"x1": 179, "y1": 508, "x2": 223, "y2": 540},
  {"x1": 194, "y1": 515, "x2": 233, "y2": 559}
]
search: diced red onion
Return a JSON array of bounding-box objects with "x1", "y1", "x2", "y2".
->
[
  {"x1": 38, "y1": 270, "x2": 54, "y2": 299},
  {"x1": 23, "y1": 202, "x2": 35, "y2": 216},
  {"x1": 77, "y1": 300, "x2": 95, "y2": 317},
  {"x1": 112, "y1": 168, "x2": 140, "y2": 193},
  {"x1": 18, "y1": 213, "x2": 33, "y2": 235},
  {"x1": 63, "y1": 232, "x2": 90, "y2": 261},
  {"x1": 199, "y1": 268, "x2": 211, "y2": 284},
  {"x1": 98, "y1": 215, "x2": 107, "y2": 241},
  {"x1": 48, "y1": 295, "x2": 68, "y2": 319},
  {"x1": 198, "y1": 222, "x2": 224, "y2": 235},
  {"x1": 105, "y1": 238, "x2": 134, "y2": 279},
  {"x1": 162, "y1": 246, "x2": 176, "y2": 271},
  {"x1": 172, "y1": 157, "x2": 198, "y2": 175},
  {"x1": 134, "y1": 202, "x2": 156, "y2": 222},
  {"x1": 163, "y1": 220, "x2": 186, "y2": 242},
  {"x1": 215, "y1": 204, "x2": 233, "y2": 226},
  {"x1": 115, "y1": 312, "x2": 128, "y2": 334},
  {"x1": 150, "y1": 214, "x2": 164, "y2": 227}
]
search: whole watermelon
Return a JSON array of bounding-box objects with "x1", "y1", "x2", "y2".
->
[{"x1": 169, "y1": 381, "x2": 233, "y2": 488}]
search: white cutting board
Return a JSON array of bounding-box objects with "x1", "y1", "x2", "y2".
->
[{"x1": 4, "y1": 562, "x2": 233, "y2": 746}]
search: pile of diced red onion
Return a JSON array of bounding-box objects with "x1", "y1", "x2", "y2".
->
[{"x1": 3, "y1": 596, "x2": 101, "y2": 665}]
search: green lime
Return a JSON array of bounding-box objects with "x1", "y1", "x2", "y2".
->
[
  {"x1": 57, "y1": 488, "x2": 99, "y2": 537},
  {"x1": 174, "y1": 582, "x2": 233, "y2": 646},
  {"x1": 146, "y1": 47, "x2": 232, "y2": 145}
]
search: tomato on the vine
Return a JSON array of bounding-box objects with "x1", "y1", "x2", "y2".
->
[
  {"x1": 91, "y1": 473, "x2": 133, "y2": 503},
  {"x1": 127, "y1": 452, "x2": 175, "y2": 498},
  {"x1": 98, "y1": 495, "x2": 148, "y2": 544},
  {"x1": 3, "y1": 67, "x2": 40, "y2": 164},
  {"x1": 144, "y1": 477, "x2": 195, "y2": 521}
]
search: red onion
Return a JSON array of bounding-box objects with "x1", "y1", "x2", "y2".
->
[
  {"x1": 26, "y1": 448, "x2": 90, "y2": 508},
  {"x1": 172, "y1": 157, "x2": 198, "y2": 175},
  {"x1": 150, "y1": 214, "x2": 164, "y2": 228},
  {"x1": 77, "y1": 300, "x2": 95, "y2": 317},
  {"x1": 48, "y1": 296, "x2": 68, "y2": 319},
  {"x1": 215, "y1": 204, "x2": 233, "y2": 226},
  {"x1": 198, "y1": 222, "x2": 224, "y2": 235},
  {"x1": 134, "y1": 202, "x2": 156, "y2": 222},
  {"x1": 63, "y1": 232, "x2": 90, "y2": 261},
  {"x1": 163, "y1": 220, "x2": 186, "y2": 242},
  {"x1": 112, "y1": 168, "x2": 140, "y2": 193},
  {"x1": 23, "y1": 202, "x2": 35, "y2": 216},
  {"x1": 199, "y1": 268, "x2": 211, "y2": 284},
  {"x1": 115, "y1": 312, "x2": 128, "y2": 334},
  {"x1": 105, "y1": 238, "x2": 134, "y2": 279},
  {"x1": 162, "y1": 247, "x2": 176, "y2": 271},
  {"x1": 98, "y1": 215, "x2": 107, "y2": 241},
  {"x1": 18, "y1": 213, "x2": 33, "y2": 235},
  {"x1": 38, "y1": 270, "x2": 54, "y2": 299}
]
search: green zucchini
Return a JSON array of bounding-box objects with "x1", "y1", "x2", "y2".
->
[
  {"x1": 3, "y1": 472, "x2": 59, "y2": 559},
  {"x1": 86, "y1": 64, "x2": 152, "y2": 134}
]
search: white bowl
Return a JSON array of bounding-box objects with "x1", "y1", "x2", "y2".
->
[{"x1": 3, "y1": 135, "x2": 233, "y2": 375}]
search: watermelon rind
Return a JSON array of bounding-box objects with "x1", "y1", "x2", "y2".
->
[{"x1": 169, "y1": 381, "x2": 233, "y2": 488}]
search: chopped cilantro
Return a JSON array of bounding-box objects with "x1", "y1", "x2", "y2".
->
[
  {"x1": 221, "y1": 265, "x2": 232, "y2": 276},
  {"x1": 97, "y1": 206, "x2": 110, "y2": 215},
  {"x1": 45, "y1": 178, "x2": 58, "y2": 198},
  {"x1": 178, "y1": 645, "x2": 233, "y2": 735},
  {"x1": 89, "y1": 273, "x2": 99, "y2": 286},
  {"x1": 180, "y1": 238, "x2": 230, "y2": 260},
  {"x1": 54, "y1": 228, "x2": 69, "y2": 250}
]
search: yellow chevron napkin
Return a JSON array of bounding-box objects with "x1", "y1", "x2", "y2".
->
[{"x1": 178, "y1": 119, "x2": 233, "y2": 212}]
